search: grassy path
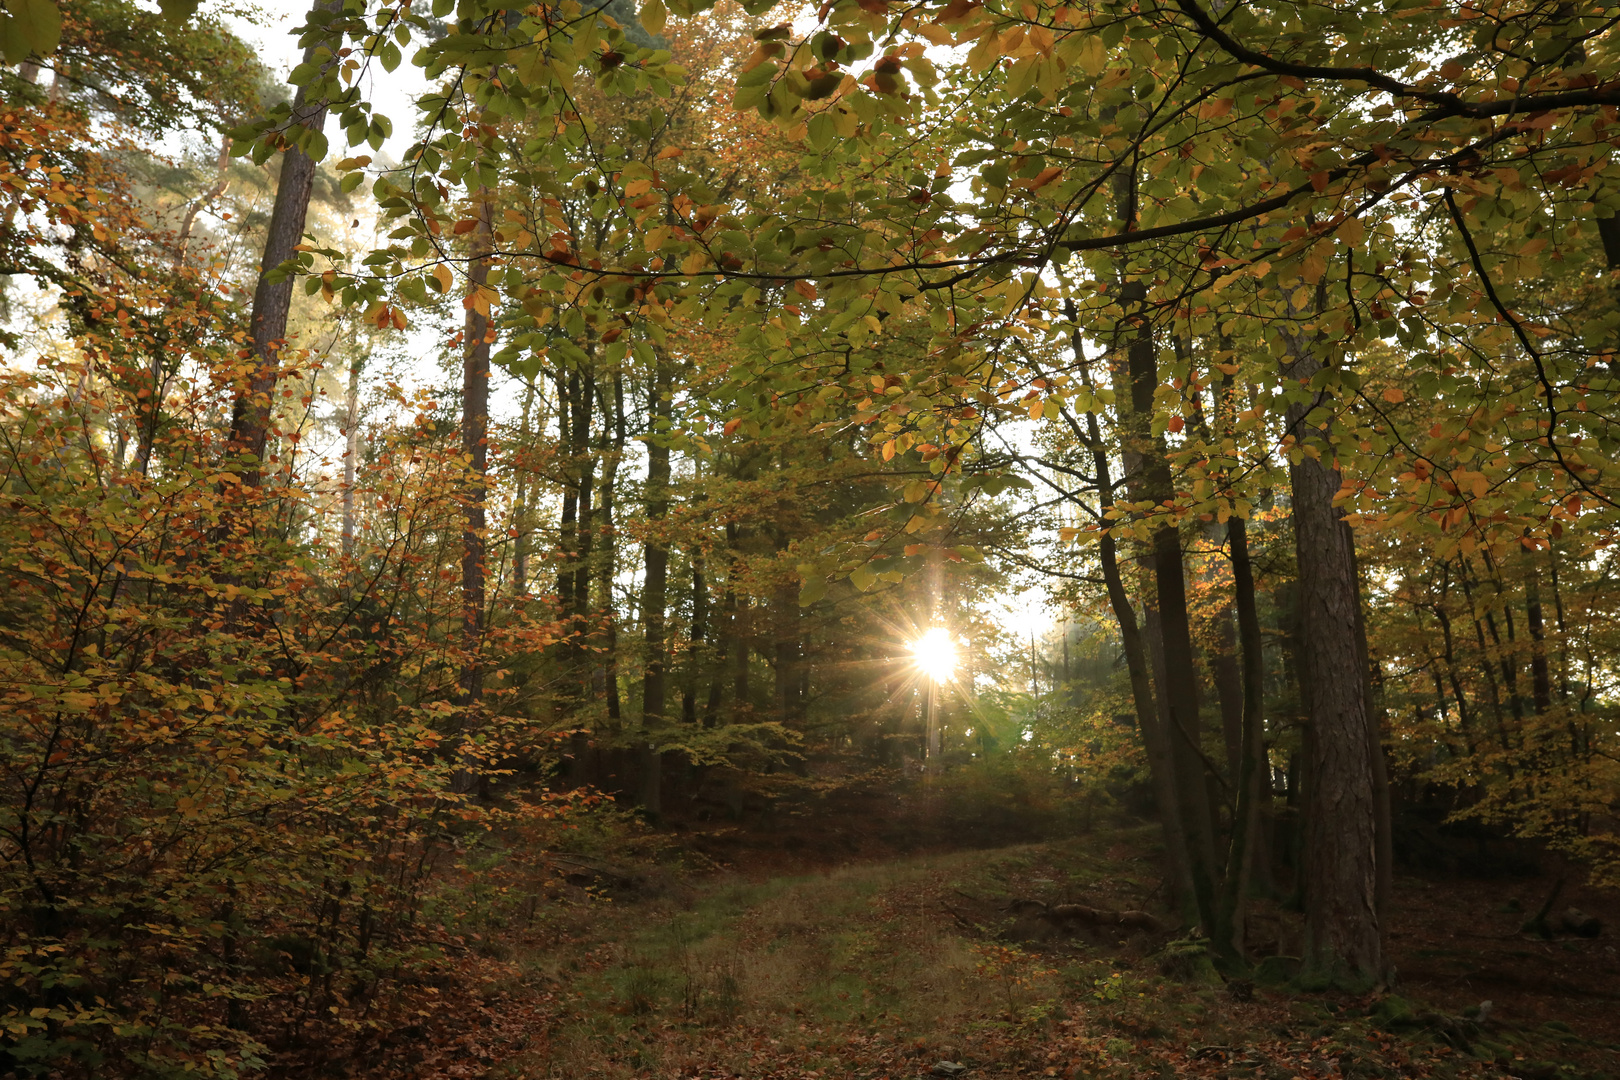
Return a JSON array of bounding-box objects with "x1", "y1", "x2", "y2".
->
[{"x1": 474, "y1": 832, "x2": 1614, "y2": 1080}]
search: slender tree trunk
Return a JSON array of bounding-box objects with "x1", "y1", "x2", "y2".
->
[
  {"x1": 600, "y1": 375, "x2": 626, "y2": 722},
  {"x1": 555, "y1": 370, "x2": 577, "y2": 611},
  {"x1": 572, "y1": 373, "x2": 597, "y2": 646},
  {"x1": 728, "y1": 523, "x2": 752, "y2": 718},
  {"x1": 511, "y1": 382, "x2": 536, "y2": 596},
  {"x1": 340, "y1": 349, "x2": 364, "y2": 557},
  {"x1": 1121, "y1": 311, "x2": 1219, "y2": 932},
  {"x1": 1105, "y1": 149, "x2": 1219, "y2": 926},
  {"x1": 1215, "y1": 513, "x2": 1269, "y2": 960},
  {"x1": 1213, "y1": 609, "x2": 1244, "y2": 780},
  {"x1": 683, "y1": 543, "x2": 709, "y2": 725},
  {"x1": 1058, "y1": 312, "x2": 1197, "y2": 922},
  {"x1": 640, "y1": 359, "x2": 673, "y2": 814},
  {"x1": 454, "y1": 180, "x2": 495, "y2": 794},
  {"x1": 772, "y1": 563, "x2": 801, "y2": 728},
  {"x1": 229, "y1": 0, "x2": 342, "y2": 486},
  {"x1": 176, "y1": 137, "x2": 233, "y2": 257},
  {"x1": 1283, "y1": 344, "x2": 1382, "y2": 986},
  {"x1": 1526, "y1": 568, "x2": 1552, "y2": 714}
]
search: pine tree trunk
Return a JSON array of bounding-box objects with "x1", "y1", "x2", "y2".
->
[{"x1": 229, "y1": 0, "x2": 341, "y2": 486}]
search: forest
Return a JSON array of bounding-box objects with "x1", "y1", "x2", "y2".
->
[{"x1": 0, "y1": 0, "x2": 1617, "y2": 1076}]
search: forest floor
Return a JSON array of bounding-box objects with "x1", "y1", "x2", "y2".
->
[{"x1": 290, "y1": 793, "x2": 1620, "y2": 1080}]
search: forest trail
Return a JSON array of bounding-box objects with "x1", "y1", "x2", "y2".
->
[{"x1": 331, "y1": 825, "x2": 1620, "y2": 1080}]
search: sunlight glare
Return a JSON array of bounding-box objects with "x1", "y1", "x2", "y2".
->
[{"x1": 912, "y1": 627, "x2": 958, "y2": 683}]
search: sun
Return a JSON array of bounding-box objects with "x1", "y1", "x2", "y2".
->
[{"x1": 912, "y1": 626, "x2": 957, "y2": 683}]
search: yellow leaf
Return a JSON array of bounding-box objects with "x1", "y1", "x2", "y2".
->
[
  {"x1": 641, "y1": 0, "x2": 667, "y2": 36},
  {"x1": 1077, "y1": 35, "x2": 1106, "y2": 76},
  {"x1": 680, "y1": 252, "x2": 707, "y2": 276}
]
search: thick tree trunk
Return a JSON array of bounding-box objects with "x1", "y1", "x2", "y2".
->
[
  {"x1": 1285, "y1": 351, "x2": 1382, "y2": 986},
  {"x1": 229, "y1": 0, "x2": 341, "y2": 486}
]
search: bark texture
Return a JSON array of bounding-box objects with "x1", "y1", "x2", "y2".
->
[
  {"x1": 229, "y1": 0, "x2": 341, "y2": 485},
  {"x1": 1286, "y1": 353, "x2": 1381, "y2": 984}
]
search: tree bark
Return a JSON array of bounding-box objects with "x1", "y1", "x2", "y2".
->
[
  {"x1": 228, "y1": 0, "x2": 341, "y2": 486},
  {"x1": 1215, "y1": 513, "x2": 1269, "y2": 959},
  {"x1": 683, "y1": 543, "x2": 708, "y2": 725},
  {"x1": 1059, "y1": 309, "x2": 1198, "y2": 923},
  {"x1": 340, "y1": 347, "x2": 364, "y2": 558},
  {"x1": 1284, "y1": 348, "x2": 1382, "y2": 986},
  {"x1": 640, "y1": 359, "x2": 673, "y2": 813},
  {"x1": 454, "y1": 179, "x2": 495, "y2": 795},
  {"x1": 599, "y1": 373, "x2": 626, "y2": 722},
  {"x1": 511, "y1": 382, "x2": 536, "y2": 597}
]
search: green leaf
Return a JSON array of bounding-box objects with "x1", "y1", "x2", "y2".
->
[
  {"x1": 807, "y1": 112, "x2": 836, "y2": 151},
  {"x1": 3, "y1": 0, "x2": 61, "y2": 60},
  {"x1": 641, "y1": 0, "x2": 667, "y2": 37},
  {"x1": 157, "y1": 0, "x2": 199, "y2": 21}
]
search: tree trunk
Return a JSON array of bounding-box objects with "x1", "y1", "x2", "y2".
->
[
  {"x1": 1215, "y1": 513, "x2": 1269, "y2": 959},
  {"x1": 640, "y1": 359, "x2": 673, "y2": 813},
  {"x1": 454, "y1": 179, "x2": 495, "y2": 795},
  {"x1": 555, "y1": 369, "x2": 577, "y2": 611},
  {"x1": 727, "y1": 523, "x2": 752, "y2": 718},
  {"x1": 1284, "y1": 348, "x2": 1382, "y2": 986},
  {"x1": 683, "y1": 543, "x2": 709, "y2": 725},
  {"x1": 1060, "y1": 310, "x2": 1197, "y2": 923},
  {"x1": 1119, "y1": 298, "x2": 1218, "y2": 933},
  {"x1": 228, "y1": 0, "x2": 341, "y2": 486},
  {"x1": 600, "y1": 375, "x2": 626, "y2": 722},
  {"x1": 511, "y1": 382, "x2": 536, "y2": 597},
  {"x1": 340, "y1": 348, "x2": 364, "y2": 557}
]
